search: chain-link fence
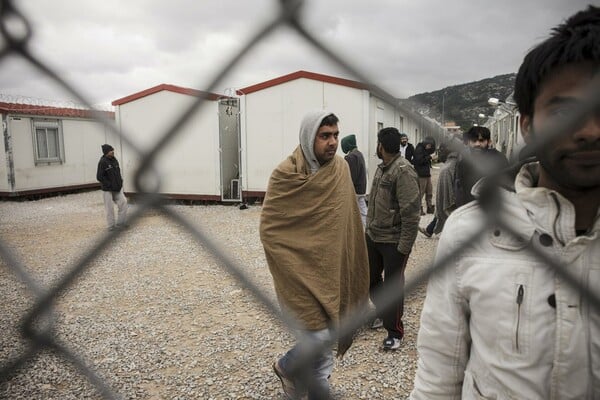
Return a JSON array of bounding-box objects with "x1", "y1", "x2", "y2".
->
[{"x1": 1, "y1": 0, "x2": 599, "y2": 398}]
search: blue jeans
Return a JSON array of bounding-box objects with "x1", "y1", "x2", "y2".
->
[{"x1": 279, "y1": 328, "x2": 333, "y2": 400}]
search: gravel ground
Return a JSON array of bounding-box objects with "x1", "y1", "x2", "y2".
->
[{"x1": 0, "y1": 168, "x2": 441, "y2": 400}]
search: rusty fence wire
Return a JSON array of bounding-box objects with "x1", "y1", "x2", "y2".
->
[{"x1": 1, "y1": 0, "x2": 599, "y2": 398}]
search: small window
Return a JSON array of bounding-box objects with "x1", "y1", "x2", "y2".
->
[{"x1": 32, "y1": 119, "x2": 64, "y2": 165}]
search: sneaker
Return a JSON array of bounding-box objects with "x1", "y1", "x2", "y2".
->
[
  {"x1": 370, "y1": 317, "x2": 383, "y2": 330},
  {"x1": 383, "y1": 336, "x2": 402, "y2": 351},
  {"x1": 273, "y1": 361, "x2": 303, "y2": 399},
  {"x1": 418, "y1": 227, "x2": 432, "y2": 238}
]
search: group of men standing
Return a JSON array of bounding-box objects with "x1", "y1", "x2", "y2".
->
[
  {"x1": 257, "y1": 110, "x2": 516, "y2": 399},
  {"x1": 95, "y1": 5, "x2": 599, "y2": 399},
  {"x1": 261, "y1": 116, "x2": 421, "y2": 398},
  {"x1": 260, "y1": 5, "x2": 600, "y2": 399}
]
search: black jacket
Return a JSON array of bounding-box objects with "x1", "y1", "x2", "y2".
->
[
  {"x1": 412, "y1": 142, "x2": 434, "y2": 177},
  {"x1": 401, "y1": 143, "x2": 415, "y2": 164},
  {"x1": 97, "y1": 155, "x2": 123, "y2": 192},
  {"x1": 344, "y1": 149, "x2": 367, "y2": 195}
]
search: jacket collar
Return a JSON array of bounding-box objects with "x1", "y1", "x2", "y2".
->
[
  {"x1": 477, "y1": 161, "x2": 599, "y2": 252},
  {"x1": 378, "y1": 153, "x2": 402, "y2": 170},
  {"x1": 508, "y1": 162, "x2": 600, "y2": 246}
]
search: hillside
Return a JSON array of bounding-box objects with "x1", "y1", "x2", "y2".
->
[{"x1": 407, "y1": 73, "x2": 516, "y2": 130}]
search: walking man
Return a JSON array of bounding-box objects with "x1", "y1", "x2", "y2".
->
[
  {"x1": 411, "y1": 6, "x2": 600, "y2": 399},
  {"x1": 366, "y1": 127, "x2": 420, "y2": 350},
  {"x1": 418, "y1": 140, "x2": 460, "y2": 238},
  {"x1": 96, "y1": 144, "x2": 128, "y2": 231},
  {"x1": 260, "y1": 111, "x2": 369, "y2": 399},
  {"x1": 341, "y1": 134, "x2": 368, "y2": 226}
]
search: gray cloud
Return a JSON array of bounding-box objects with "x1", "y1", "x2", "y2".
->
[{"x1": 1, "y1": 0, "x2": 591, "y2": 107}]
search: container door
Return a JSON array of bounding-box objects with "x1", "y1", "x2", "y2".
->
[{"x1": 218, "y1": 98, "x2": 241, "y2": 202}]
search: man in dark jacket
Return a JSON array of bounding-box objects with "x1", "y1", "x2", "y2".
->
[
  {"x1": 96, "y1": 144, "x2": 128, "y2": 230},
  {"x1": 341, "y1": 134, "x2": 368, "y2": 226},
  {"x1": 412, "y1": 136, "x2": 437, "y2": 215},
  {"x1": 399, "y1": 133, "x2": 415, "y2": 163}
]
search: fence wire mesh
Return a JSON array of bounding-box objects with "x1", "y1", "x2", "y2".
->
[{"x1": 1, "y1": 0, "x2": 599, "y2": 399}]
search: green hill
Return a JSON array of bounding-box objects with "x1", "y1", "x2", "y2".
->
[{"x1": 407, "y1": 73, "x2": 516, "y2": 130}]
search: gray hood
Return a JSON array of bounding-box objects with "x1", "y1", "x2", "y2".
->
[{"x1": 299, "y1": 110, "x2": 331, "y2": 174}]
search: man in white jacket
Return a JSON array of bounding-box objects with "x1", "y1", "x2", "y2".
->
[{"x1": 411, "y1": 5, "x2": 600, "y2": 399}]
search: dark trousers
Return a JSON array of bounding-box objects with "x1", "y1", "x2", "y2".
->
[
  {"x1": 366, "y1": 234, "x2": 409, "y2": 339},
  {"x1": 426, "y1": 217, "x2": 437, "y2": 235}
]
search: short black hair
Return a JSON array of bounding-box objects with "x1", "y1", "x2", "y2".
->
[
  {"x1": 377, "y1": 127, "x2": 401, "y2": 154},
  {"x1": 437, "y1": 141, "x2": 451, "y2": 162},
  {"x1": 319, "y1": 113, "x2": 339, "y2": 127},
  {"x1": 464, "y1": 126, "x2": 491, "y2": 142},
  {"x1": 423, "y1": 136, "x2": 436, "y2": 148},
  {"x1": 514, "y1": 5, "x2": 600, "y2": 117}
]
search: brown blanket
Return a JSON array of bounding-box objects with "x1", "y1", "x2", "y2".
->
[{"x1": 260, "y1": 145, "x2": 369, "y2": 355}]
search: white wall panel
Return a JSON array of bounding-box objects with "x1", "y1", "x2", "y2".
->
[{"x1": 116, "y1": 91, "x2": 220, "y2": 196}]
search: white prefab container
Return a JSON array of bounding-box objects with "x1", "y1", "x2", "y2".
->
[
  {"x1": 111, "y1": 71, "x2": 445, "y2": 202},
  {"x1": 237, "y1": 71, "x2": 372, "y2": 195},
  {"x1": 0, "y1": 102, "x2": 115, "y2": 198},
  {"x1": 237, "y1": 70, "x2": 444, "y2": 196},
  {"x1": 112, "y1": 84, "x2": 229, "y2": 201}
]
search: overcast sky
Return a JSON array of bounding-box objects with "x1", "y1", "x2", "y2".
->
[{"x1": 0, "y1": 0, "x2": 591, "y2": 109}]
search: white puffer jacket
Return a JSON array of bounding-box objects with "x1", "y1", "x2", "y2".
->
[{"x1": 410, "y1": 162, "x2": 600, "y2": 400}]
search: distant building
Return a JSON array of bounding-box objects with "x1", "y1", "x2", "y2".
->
[
  {"x1": 443, "y1": 121, "x2": 462, "y2": 136},
  {"x1": 484, "y1": 103, "x2": 523, "y2": 161}
]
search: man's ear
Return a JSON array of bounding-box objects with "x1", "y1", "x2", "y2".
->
[{"x1": 520, "y1": 115, "x2": 532, "y2": 144}]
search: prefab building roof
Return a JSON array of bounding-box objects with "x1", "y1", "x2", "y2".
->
[
  {"x1": 0, "y1": 102, "x2": 114, "y2": 119},
  {"x1": 112, "y1": 84, "x2": 222, "y2": 106},
  {"x1": 236, "y1": 70, "x2": 369, "y2": 95}
]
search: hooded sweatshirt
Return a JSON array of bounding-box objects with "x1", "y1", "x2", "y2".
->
[
  {"x1": 299, "y1": 110, "x2": 332, "y2": 174},
  {"x1": 412, "y1": 137, "x2": 437, "y2": 177},
  {"x1": 341, "y1": 134, "x2": 357, "y2": 153}
]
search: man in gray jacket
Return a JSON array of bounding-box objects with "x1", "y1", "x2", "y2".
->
[
  {"x1": 411, "y1": 6, "x2": 600, "y2": 399},
  {"x1": 366, "y1": 127, "x2": 420, "y2": 351}
]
